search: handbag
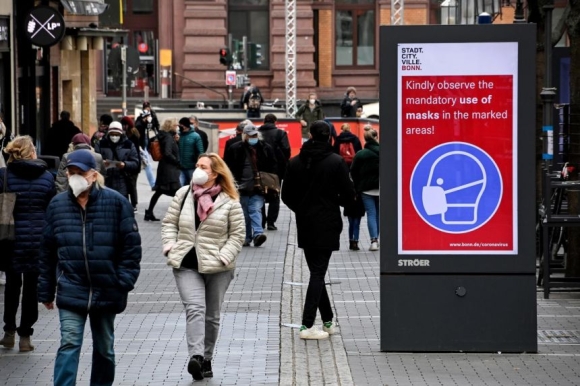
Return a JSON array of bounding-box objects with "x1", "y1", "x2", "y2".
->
[
  {"x1": 245, "y1": 147, "x2": 280, "y2": 200},
  {"x1": 0, "y1": 169, "x2": 16, "y2": 241},
  {"x1": 148, "y1": 136, "x2": 163, "y2": 161}
]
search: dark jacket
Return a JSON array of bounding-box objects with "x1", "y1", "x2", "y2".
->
[
  {"x1": 135, "y1": 111, "x2": 160, "y2": 149},
  {"x1": 46, "y1": 119, "x2": 81, "y2": 158},
  {"x1": 224, "y1": 140, "x2": 277, "y2": 195},
  {"x1": 38, "y1": 185, "x2": 142, "y2": 314},
  {"x1": 0, "y1": 160, "x2": 55, "y2": 273},
  {"x1": 178, "y1": 130, "x2": 204, "y2": 169},
  {"x1": 295, "y1": 102, "x2": 325, "y2": 138},
  {"x1": 243, "y1": 87, "x2": 264, "y2": 117},
  {"x1": 155, "y1": 130, "x2": 181, "y2": 192},
  {"x1": 351, "y1": 139, "x2": 380, "y2": 193},
  {"x1": 95, "y1": 135, "x2": 140, "y2": 197},
  {"x1": 195, "y1": 127, "x2": 209, "y2": 152},
  {"x1": 224, "y1": 134, "x2": 242, "y2": 157},
  {"x1": 333, "y1": 131, "x2": 363, "y2": 158},
  {"x1": 282, "y1": 140, "x2": 355, "y2": 250},
  {"x1": 340, "y1": 95, "x2": 363, "y2": 118},
  {"x1": 258, "y1": 122, "x2": 291, "y2": 179}
]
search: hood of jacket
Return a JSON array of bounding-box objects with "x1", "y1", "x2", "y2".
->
[
  {"x1": 298, "y1": 140, "x2": 334, "y2": 169},
  {"x1": 336, "y1": 131, "x2": 358, "y2": 143},
  {"x1": 7, "y1": 159, "x2": 48, "y2": 179},
  {"x1": 364, "y1": 139, "x2": 380, "y2": 153},
  {"x1": 259, "y1": 122, "x2": 278, "y2": 132}
]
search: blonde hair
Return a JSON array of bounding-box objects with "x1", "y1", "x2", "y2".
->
[
  {"x1": 5, "y1": 135, "x2": 35, "y2": 163},
  {"x1": 363, "y1": 125, "x2": 378, "y2": 142},
  {"x1": 95, "y1": 171, "x2": 105, "y2": 187},
  {"x1": 340, "y1": 123, "x2": 351, "y2": 132},
  {"x1": 160, "y1": 118, "x2": 178, "y2": 132},
  {"x1": 199, "y1": 153, "x2": 239, "y2": 200}
]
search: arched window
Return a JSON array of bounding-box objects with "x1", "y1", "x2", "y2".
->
[{"x1": 335, "y1": 0, "x2": 376, "y2": 67}]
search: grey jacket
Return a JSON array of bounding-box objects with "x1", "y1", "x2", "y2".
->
[{"x1": 55, "y1": 145, "x2": 106, "y2": 193}]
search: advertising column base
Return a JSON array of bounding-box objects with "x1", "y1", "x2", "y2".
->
[{"x1": 380, "y1": 274, "x2": 537, "y2": 353}]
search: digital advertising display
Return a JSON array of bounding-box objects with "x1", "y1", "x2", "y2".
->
[{"x1": 398, "y1": 43, "x2": 518, "y2": 255}]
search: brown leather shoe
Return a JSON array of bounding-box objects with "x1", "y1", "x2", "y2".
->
[
  {"x1": 19, "y1": 336, "x2": 35, "y2": 352},
  {"x1": 0, "y1": 331, "x2": 15, "y2": 348}
]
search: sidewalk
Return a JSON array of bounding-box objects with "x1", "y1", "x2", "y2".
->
[{"x1": 0, "y1": 171, "x2": 580, "y2": 385}]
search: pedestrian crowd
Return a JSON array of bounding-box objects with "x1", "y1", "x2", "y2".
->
[{"x1": 0, "y1": 96, "x2": 379, "y2": 383}]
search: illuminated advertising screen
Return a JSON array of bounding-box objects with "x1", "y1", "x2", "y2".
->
[{"x1": 398, "y1": 43, "x2": 518, "y2": 255}]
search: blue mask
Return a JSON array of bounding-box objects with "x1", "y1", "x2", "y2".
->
[
  {"x1": 248, "y1": 138, "x2": 259, "y2": 146},
  {"x1": 190, "y1": 124, "x2": 195, "y2": 130}
]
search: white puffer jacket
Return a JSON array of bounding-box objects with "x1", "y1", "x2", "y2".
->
[{"x1": 161, "y1": 186, "x2": 245, "y2": 274}]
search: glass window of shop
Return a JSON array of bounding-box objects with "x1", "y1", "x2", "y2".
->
[
  {"x1": 228, "y1": 0, "x2": 269, "y2": 70},
  {"x1": 335, "y1": 0, "x2": 376, "y2": 67}
]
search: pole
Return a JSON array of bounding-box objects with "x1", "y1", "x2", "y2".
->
[
  {"x1": 540, "y1": 0, "x2": 556, "y2": 173},
  {"x1": 121, "y1": 45, "x2": 127, "y2": 116}
]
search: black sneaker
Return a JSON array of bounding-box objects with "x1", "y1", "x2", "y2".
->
[
  {"x1": 202, "y1": 359, "x2": 213, "y2": 378},
  {"x1": 253, "y1": 234, "x2": 267, "y2": 247},
  {"x1": 187, "y1": 355, "x2": 204, "y2": 380},
  {"x1": 267, "y1": 223, "x2": 277, "y2": 231}
]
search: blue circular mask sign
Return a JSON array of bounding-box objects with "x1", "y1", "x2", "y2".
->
[{"x1": 410, "y1": 142, "x2": 502, "y2": 234}]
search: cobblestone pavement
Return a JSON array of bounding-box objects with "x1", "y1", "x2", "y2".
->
[{"x1": 1, "y1": 171, "x2": 580, "y2": 385}]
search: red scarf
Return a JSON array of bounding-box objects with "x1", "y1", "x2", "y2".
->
[{"x1": 192, "y1": 184, "x2": 222, "y2": 221}]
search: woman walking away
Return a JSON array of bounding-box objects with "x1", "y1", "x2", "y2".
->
[
  {"x1": 0, "y1": 136, "x2": 55, "y2": 351},
  {"x1": 145, "y1": 118, "x2": 181, "y2": 221},
  {"x1": 161, "y1": 153, "x2": 245, "y2": 380},
  {"x1": 351, "y1": 126, "x2": 380, "y2": 251}
]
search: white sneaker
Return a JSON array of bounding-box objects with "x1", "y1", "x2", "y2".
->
[
  {"x1": 323, "y1": 321, "x2": 336, "y2": 335},
  {"x1": 369, "y1": 241, "x2": 379, "y2": 251},
  {"x1": 299, "y1": 326, "x2": 329, "y2": 340},
  {"x1": 0, "y1": 272, "x2": 5, "y2": 285}
]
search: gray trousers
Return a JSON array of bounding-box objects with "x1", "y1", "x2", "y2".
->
[{"x1": 173, "y1": 268, "x2": 234, "y2": 359}]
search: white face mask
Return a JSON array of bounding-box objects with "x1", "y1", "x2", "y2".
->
[
  {"x1": 191, "y1": 168, "x2": 209, "y2": 186},
  {"x1": 110, "y1": 136, "x2": 121, "y2": 143},
  {"x1": 309, "y1": 99, "x2": 316, "y2": 105},
  {"x1": 69, "y1": 174, "x2": 91, "y2": 197}
]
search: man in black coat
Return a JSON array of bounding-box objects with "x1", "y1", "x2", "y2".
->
[
  {"x1": 258, "y1": 114, "x2": 290, "y2": 230},
  {"x1": 224, "y1": 123, "x2": 277, "y2": 247},
  {"x1": 46, "y1": 111, "x2": 81, "y2": 158},
  {"x1": 282, "y1": 120, "x2": 355, "y2": 340},
  {"x1": 189, "y1": 115, "x2": 209, "y2": 152}
]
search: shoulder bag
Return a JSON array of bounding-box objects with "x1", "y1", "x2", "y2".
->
[
  {"x1": 0, "y1": 169, "x2": 16, "y2": 241},
  {"x1": 245, "y1": 147, "x2": 280, "y2": 201}
]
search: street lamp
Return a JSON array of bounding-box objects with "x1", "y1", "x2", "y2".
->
[{"x1": 60, "y1": 0, "x2": 109, "y2": 15}]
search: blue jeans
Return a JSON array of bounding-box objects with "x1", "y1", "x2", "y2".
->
[
  {"x1": 180, "y1": 169, "x2": 194, "y2": 186},
  {"x1": 54, "y1": 309, "x2": 116, "y2": 386},
  {"x1": 142, "y1": 147, "x2": 156, "y2": 188},
  {"x1": 239, "y1": 194, "x2": 265, "y2": 242},
  {"x1": 361, "y1": 193, "x2": 380, "y2": 240},
  {"x1": 348, "y1": 216, "x2": 361, "y2": 241}
]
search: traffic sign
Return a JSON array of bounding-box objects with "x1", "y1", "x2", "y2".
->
[
  {"x1": 226, "y1": 70, "x2": 236, "y2": 86},
  {"x1": 24, "y1": 6, "x2": 65, "y2": 47}
]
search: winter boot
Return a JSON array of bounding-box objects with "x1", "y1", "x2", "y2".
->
[
  {"x1": 351, "y1": 240, "x2": 360, "y2": 251},
  {"x1": 144, "y1": 210, "x2": 160, "y2": 221},
  {"x1": 202, "y1": 359, "x2": 213, "y2": 378},
  {"x1": 0, "y1": 331, "x2": 15, "y2": 348},
  {"x1": 19, "y1": 336, "x2": 35, "y2": 352}
]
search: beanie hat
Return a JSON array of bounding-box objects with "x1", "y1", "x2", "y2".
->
[
  {"x1": 178, "y1": 117, "x2": 191, "y2": 128},
  {"x1": 108, "y1": 121, "x2": 123, "y2": 135},
  {"x1": 72, "y1": 133, "x2": 91, "y2": 146},
  {"x1": 120, "y1": 116, "x2": 134, "y2": 128}
]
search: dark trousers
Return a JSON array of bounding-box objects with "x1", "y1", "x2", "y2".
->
[
  {"x1": 127, "y1": 173, "x2": 139, "y2": 208},
  {"x1": 302, "y1": 248, "x2": 334, "y2": 328},
  {"x1": 261, "y1": 195, "x2": 280, "y2": 226},
  {"x1": 3, "y1": 272, "x2": 39, "y2": 336}
]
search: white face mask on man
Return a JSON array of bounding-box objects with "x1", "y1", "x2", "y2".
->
[
  {"x1": 191, "y1": 168, "x2": 209, "y2": 186},
  {"x1": 68, "y1": 174, "x2": 91, "y2": 197},
  {"x1": 309, "y1": 99, "x2": 316, "y2": 105},
  {"x1": 110, "y1": 135, "x2": 121, "y2": 144}
]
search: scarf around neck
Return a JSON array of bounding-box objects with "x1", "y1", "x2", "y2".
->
[{"x1": 192, "y1": 183, "x2": 222, "y2": 221}]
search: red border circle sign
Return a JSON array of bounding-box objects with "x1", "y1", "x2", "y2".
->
[{"x1": 398, "y1": 42, "x2": 518, "y2": 255}]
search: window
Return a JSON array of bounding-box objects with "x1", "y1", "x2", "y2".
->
[
  {"x1": 133, "y1": 0, "x2": 153, "y2": 14},
  {"x1": 335, "y1": 0, "x2": 376, "y2": 67},
  {"x1": 228, "y1": 0, "x2": 269, "y2": 70}
]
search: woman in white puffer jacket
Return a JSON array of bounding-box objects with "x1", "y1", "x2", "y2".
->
[{"x1": 161, "y1": 153, "x2": 245, "y2": 381}]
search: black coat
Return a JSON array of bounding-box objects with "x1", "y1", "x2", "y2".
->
[
  {"x1": 224, "y1": 134, "x2": 242, "y2": 156},
  {"x1": 258, "y1": 122, "x2": 291, "y2": 179},
  {"x1": 155, "y1": 130, "x2": 181, "y2": 192},
  {"x1": 195, "y1": 127, "x2": 209, "y2": 152},
  {"x1": 340, "y1": 96, "x2": 363, "y2": 118},
  {"x1": 46, "y1": 119, "x2": 81, "y2": 158},
  {"x1": 224, "y1": 140, "x2": 278, "y2": 194},
  {"x1": 282, "y1": 140, "x2": 355, "y2": 250},
  {"x1": 333, "y1": 131, "x2": 363, "y2": 155},
  {"x1": 135, "y1": 111, "x2": 160, "y2": 149},
  {"x1": 0, "y1": 160, "x2": 55, "y2": 273},
  {"x1": 95, "y1": 136, "x2": 140, "y2": 197}
]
